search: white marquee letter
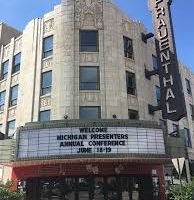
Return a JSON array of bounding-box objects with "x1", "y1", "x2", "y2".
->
[
  {"x1": 166, "y1": 88, "x2": 175, "y2": 100},
  {"x1": 166, "y1": 102, "x2": 176, "y2": 113},
  {"x1": 163, "y1": 75, "x2": 173, "y2": 87},
  {"x1": 158, "y1": 18, "x2": 166, "y2": 29},
  {"x1": 160, "y1": 50, "x2": 170, "y2": 63},
  {"x1": 157, "y1": 7, "x2": 165, "y2": 19},
  {"x1": 162, "y1": 62, "x2": 171, "y2": 74}
]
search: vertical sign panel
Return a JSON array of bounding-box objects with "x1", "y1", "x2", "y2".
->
[{"x1": 149, "y1": 0, "x2": 186, "y2": 121}]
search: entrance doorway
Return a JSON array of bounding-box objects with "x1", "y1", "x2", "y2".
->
[{"x1": 27, "y1": 175, "x2": 158, "y2": 200}]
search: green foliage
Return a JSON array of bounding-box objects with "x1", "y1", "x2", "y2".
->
[
  {"x1": 169, "y1": 180, "x2": 194, "y2": 200},
  {"x1": 0, "y1": 180, "x2": 23, "y2": 200}
]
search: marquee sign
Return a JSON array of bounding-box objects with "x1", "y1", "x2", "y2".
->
[
  {"x1": 149, "y1": 0, "x2": 186, "y2": 121},
  {"x1": 17, "y1": 127, "x2": 165, "y2": 159}
]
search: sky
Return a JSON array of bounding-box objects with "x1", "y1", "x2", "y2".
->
[{"x1": 0, "y1": 0, "x2": 193, "y2": 70}]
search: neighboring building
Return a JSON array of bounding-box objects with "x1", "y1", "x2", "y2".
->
[
  {"x1": 0, "y1": 138, "x2": 15, "y2": 183},
  {"x1": 0, "y1": 23, "x2": 21, "y2": 47},
  {"x1": 0, "y1": 0, "x2": 193, "y2": 199}
]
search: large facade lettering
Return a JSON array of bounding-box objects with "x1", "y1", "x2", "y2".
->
[{"x1": 150, "y1": 0, "x2": 186, "y2": 120}]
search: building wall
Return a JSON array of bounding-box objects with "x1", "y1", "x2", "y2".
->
[
  {"x1": 0, "y1": 165, "x2": 13, "y2": 184},
  {"x1": 0, "y1": 23, "x2": 21, "y2": 47},
  {"x1": 179, "y1": 63, "x2": 194, "y2": 159},
  {"x1": 0, "y1": 0, "x2": 194, "y2": 158},
  {"x1": 0, "y1": 139, "x2": 15, "y2": 163}
]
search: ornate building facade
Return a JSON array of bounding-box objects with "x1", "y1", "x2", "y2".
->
[{"x1": 0, "y1": 0, "x2": 193, "y2": 199}]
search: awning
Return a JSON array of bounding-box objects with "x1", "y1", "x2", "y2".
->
[{"x1": 4, "y1": 157, "x2": 171, "y2": 168}]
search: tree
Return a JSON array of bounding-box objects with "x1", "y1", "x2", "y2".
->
[
  {"x1": 0, "y1": 181, "x2": 23, "y2": 200},
  {"x1": 169, "y1": 180, "x2": 194, "y2": 200}
]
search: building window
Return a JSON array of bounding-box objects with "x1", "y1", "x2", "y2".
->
[
  {"x1": 0, "y1": 91, "x2": 6, "y2": 111},
  {"x1": 39, "y1": 110, "x2": 51, "y2": 122},
  {"x1": 159, "y1": 119, "x2": 167, "y2": 127},
  {"x1": 0, "y1": 124, "x2": 2, "y2": 133},
  {"x1": 80, "y1": 30, "x2": 98, "y2": 52},
  {"x1": 171, "y1": 124, "x2": 179, "y2": 137},
  {"x1": 80, "y1": 67, "x2": 100, "y2": 90},
  {"x1": 80, "y1": 106, "x2": 101, "y2": 119},
  {"x1": 156, "y1": 86, "x2": 161, "y2": 106},
  {"x1": 126, "y1": 71, "x2": 136, "y2": 95},
  {"x1": 152, "y1": 55, "x2": 158, "y2": 70},
  {"x1": 184, "y1": 128, "x2": 192, "y2": 148},
  {"x1": 43, "y1": 36, "x2": 53, "y2": 58},
  {"x1": 12, "y1": 53, "x2": 21, "y2": 74},
  {"x1": 41, "y1": 71, "x2": 52, "y2": 95},
  {"x1": 160, "y1": 119, "x2": 167, "y2": 133},
  {"x1": 128, "y1": 109, "x2": 139, "y2": 120},
  {"x1": 185, "y1": 78, "x2": 191, "y2": 94},
  {"x1": 123, "y1": 36, "x2": 134, "y2": 59},
  {"x1": 7, "y1": 120, "x2": 15, "y2": 136},
  {"x1": 172, "y1": 124, "x2": 179, "y2": 132},
  {"x1": 9, "y1": 85, "x2": 18, "y2": 107},
  {"x1": 1, "y1": 60, "x2": 9, "y2": 80},
  {"x1": 189, "y1": 104, "x2": 194, "y2": 120}
]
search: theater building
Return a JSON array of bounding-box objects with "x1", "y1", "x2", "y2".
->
[
  {"x1": 10, "y1": 120, "x2": 168, "y2": 200},
  {"x1": 0, "y1": 0, "x2": 194, "y2": 199}
]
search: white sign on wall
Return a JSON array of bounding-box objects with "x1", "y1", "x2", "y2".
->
[{"x1": 17, "y1": 127, "x2": 165, "y2": 159}]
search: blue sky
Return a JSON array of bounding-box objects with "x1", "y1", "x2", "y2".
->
[{"x1": 0, "y1": 0, "x2": 193, "y2": 70}]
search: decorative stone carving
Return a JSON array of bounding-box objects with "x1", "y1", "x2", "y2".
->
[
  {"x1": 80, "y1": 53, "x2": 99, "y2": 63},
  {"x1": 14, "y1": 38, "x2": 22, "y2": 53},
  {"x1": 40, "y1": 96, "x2": 51, "y2": 108},
  {"x1": 44, "y1": 19, "x2": 54, "y2": 33},
  {"x1": 122, "y1": 19, "x2": 135, "y2": 35},
  {"x1": 122, "y1": 20, "x2": 129, "y2": 32},
  {"x1": 125, "y1": 59, "x2": 135, "y2": 70},
  {"x1": 3, "y1": 45, "x2": 10, "y2": 60},
  {"x1": 75, "y1": 0, "x2": 103, "y2": 29},
  {"x1": 11, "y1": 74, "x2": 19, "y2": 85},
  {"x1": 8, "y1": 107, "x2": 17, "y2": 118},
  {"x1": 80, "y1": 93, "x2": 100, "y2": 104},
  {"x1": 0, "y1": 80, "x2": 6, "y2": 91},
  {"x1": 128, "y1": 96, "x2": 138, "y2": 107},
  {"x1": 42, "y1": 57, "x2": 53, "y2": 69}
]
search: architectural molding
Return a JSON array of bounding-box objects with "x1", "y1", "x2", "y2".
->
[
  {"x1": 3, "y1": 45, "x2": 10, "y2": 61},
  {"x1": 14, "y1": 38, "x2": 22, "y2": 54},
  {"x1": 43, "y1": 19, "x2": 54, "y2": 34},
  {"x1": 40, "y1": 96, "x2": 51, "y2": 108},
  {"x1": 75, "y1": 0, "x2": 103, "y2": 29}
]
